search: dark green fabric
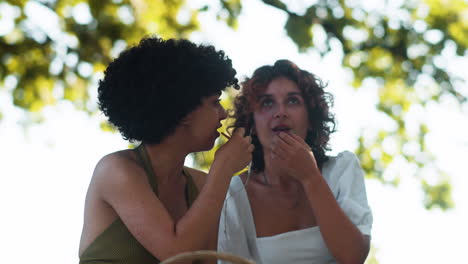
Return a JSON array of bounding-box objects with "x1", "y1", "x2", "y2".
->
[{"x1": 79, "y1": 144, "x2": 199, "y2": 264}]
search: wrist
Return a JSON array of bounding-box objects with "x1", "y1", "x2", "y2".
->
[
  {"x1": 300, "y1": 171, "x2": 323, "y2": 192},
  {"x1": 209, "y1": 159, "x2": 234, "y2": 180}
]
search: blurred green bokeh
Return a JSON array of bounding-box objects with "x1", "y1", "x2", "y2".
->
[{"x1": 1, "y1": 0, "x2": 466, "y2": 211}]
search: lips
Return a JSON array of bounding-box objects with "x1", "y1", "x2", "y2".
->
[
  {"x1": 215, "y1": 124, "x2": 223, "y2": 137},
  {"x1": 272, "y1": 124, "x2": 291, "y2": 132}
]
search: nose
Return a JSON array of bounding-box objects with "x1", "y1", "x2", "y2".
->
[
  {"x1": 219, "y1": 105, "x2": 228, "y2": 120},
  {"x1": 274, "y1": 103, "x2": 288, "y2": 119}
]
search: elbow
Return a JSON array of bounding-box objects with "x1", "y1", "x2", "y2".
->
[
  {"x1": 337, "y1": 237, "x2": 370, "y2": 264},
  {"x1": 338, "y1": 255, "x2": 368, "y2": 264}
]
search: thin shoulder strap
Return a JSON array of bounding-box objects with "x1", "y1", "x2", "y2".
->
[
  {"x1": 182, "y1": 168, "x2": 199, "y2": 207},
  {"x1": 135, "y1": 144, "x2": 199, "y2": 206},
  {"x1": 134, "y1": 144, "x2": 158, "y2": 196}
]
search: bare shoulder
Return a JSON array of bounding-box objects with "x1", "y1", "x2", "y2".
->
[
  {"x1": 80, "y1": 149, "x2": 146, "y2": 255},
  {"x1": 92, "y1": 149, "x2": 145, "y2": 192},
  {"x1": 95, "y1": 149, "x2": 138, "y2": 174},
  {"x1": 184, "y1": 167, "x2": 208, "y2": 190}
]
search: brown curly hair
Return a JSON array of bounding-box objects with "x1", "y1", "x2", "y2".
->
[{"x1": 230, "y1": 59, "x2": 336, "y2": 172}]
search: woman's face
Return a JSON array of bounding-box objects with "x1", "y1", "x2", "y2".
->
[
  {"x1": 185, "y1": 93, "x2": 227, "y2": 151},
  {"x1": 253, "y1": 77, "x2": 309, "y2": 152}
]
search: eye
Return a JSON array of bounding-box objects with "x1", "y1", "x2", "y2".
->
[
  {"x1": 288, "y1": 96, "x2": 300, "y2": 105},
  {"x1": 261, "y1": 98, "x2": 273, "y2": 108}
]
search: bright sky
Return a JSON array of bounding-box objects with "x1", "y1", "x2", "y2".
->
[{"x1": 1, "y1": 1, "x2": 468, "y2": 263}]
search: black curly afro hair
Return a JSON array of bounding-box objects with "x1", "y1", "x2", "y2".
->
[
  {"x1": 230, "y1": 59, "x2": 336, "y2": 171},
  {"x1": 98, "y1": 36, "x2": 238, "y2": 144}
]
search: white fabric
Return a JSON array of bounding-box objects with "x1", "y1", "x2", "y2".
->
[
  {"x1": 217, "y1": 151, "x2": 373, "y2": 264},
  {"x1": 256, "y1": 227, "x2": 334, "y2": 264}
]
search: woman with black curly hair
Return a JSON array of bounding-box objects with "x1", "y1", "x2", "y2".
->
[
  {"x1": 78, "y1": 36, "x2": 254, "y2": 264},
  {"x1": 218, "y1": 60, "x2": 373, "y2": 264}
]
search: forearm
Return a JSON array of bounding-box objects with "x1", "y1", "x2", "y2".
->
[
  {"x1": 172, "y1": 163, "x2": 230, "y2": 252},
  {"x1": 303, "y1": 176, "x2": 369, "y2": 264}
]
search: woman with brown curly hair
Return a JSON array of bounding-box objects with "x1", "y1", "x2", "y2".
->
[{"x1": 218, "y1": 60, "x2": 373, "y2": 264}]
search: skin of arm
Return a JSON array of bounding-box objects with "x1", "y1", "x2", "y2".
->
[
  {"x1": 271, "y1": 131, "x2": 370, "y2": 264},
  {"x1": 185, "y1": 167, "x2": 219, "y2": 264},
  {"x1": 97, "y1": 129, "x2": 253, "y2": 261}
]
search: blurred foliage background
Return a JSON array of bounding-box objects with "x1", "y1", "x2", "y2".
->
[{"x1": 1, "y1": 0, "x2": 467, "y2": 214}]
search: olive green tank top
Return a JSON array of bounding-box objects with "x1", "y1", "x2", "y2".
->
[{"x1": 79, "y1": 145, "x2": 199, "y2": 264}]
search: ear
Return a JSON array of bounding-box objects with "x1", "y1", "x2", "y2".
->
[{"x1": 180, "y1": 113, "x2": 193, "y2": 126}]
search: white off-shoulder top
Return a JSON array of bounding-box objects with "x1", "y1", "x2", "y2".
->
[{"x1": 217, "y1": 151, "x2": 373, "y2": 264}]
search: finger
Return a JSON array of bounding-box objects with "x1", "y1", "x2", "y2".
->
[
  {"x1": 271, "y1": 142, "x2": 288, "y2": 160},
  {"x1": 272, "y1": 135, "x2": 289, "y2": 153},
  {"x1": 277, "y1": 132, "x2": 296, "y2": 148},
  {"x1": 271, "y1": 152, "x2": 277, "y2": 160},
  {"x1": 286, "y1": 132, "x2": 310, "y2": 149},
  {"x1": 280, "y1": 131, "x2": 303, "y2": 146},
  {"x1": 270, "y1": 149, "x2": 284, "y2": 161},
  {"x1": 244, "y1": 135, "x2": 252, "y2": 143},
  {"x1": 278, "y1": 133, "x2": 303, "y2": 154},
  {"x1": 248, "y1": 144, "x2": 255, "y2": 152},
  {"x1": 270, "y1": 150, "x2": 287, "y2": 167},
  {"x1": 275, "y1": 136, "x2": 294, "y2": 155},
  {"x1": 233, "y1": 127, "x2": 246, "y2": 138}
]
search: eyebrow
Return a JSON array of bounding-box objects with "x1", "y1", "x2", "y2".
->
[{"x1": 257, "y1": 92, "x2": 303, "y2": 101}]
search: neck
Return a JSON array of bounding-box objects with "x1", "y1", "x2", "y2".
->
[{"x1": 143, "y1": 134, "x2": 189, "y2": 184}]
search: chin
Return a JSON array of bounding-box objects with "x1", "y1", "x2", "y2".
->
[
  {"x1": 197, "y1": 141, "x2": 216, "y2": 152},
  {"x1": 205, "y1": 142, "x2": 216, "y2": 150}
]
